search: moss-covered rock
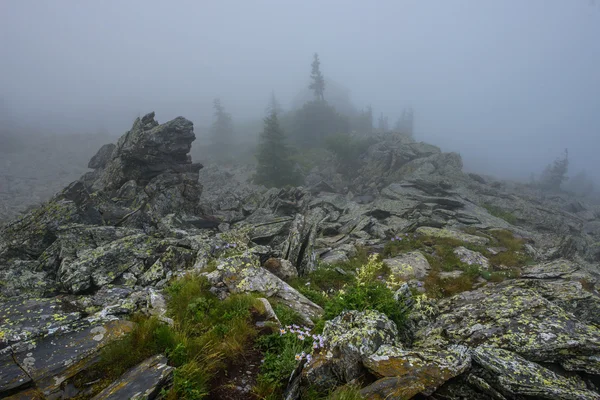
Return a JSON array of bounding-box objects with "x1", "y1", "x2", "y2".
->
[
  {"x1": 472, "y1": 345, "x2": 600, "y2": 400},
  {"x1": 304, "y1": 310, "x2": 399, "y2": 390},
  {"x1": 361, "y1": 344, "x2": 470, "y2": 399},
  {"x1": 415, "y1": 282, "x2": 600, "y2": 375}
]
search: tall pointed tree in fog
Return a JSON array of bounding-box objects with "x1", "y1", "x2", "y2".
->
[
  {"x1": 394, "y1": 107, "x2": 414, "y2": 137},
  {"x1": 210, "y1": 98, "x2": 234, "y2": 147},
  {"x1": 254, "y1": 97, "x2": 302, "y2": 188},
  {"x1": 266, "y1": 91, "x2": 284, "y2": 115},
  {"x1": 540, "y1": 149, "x2": 569, "y2": 191},
  {"x1": 309, "y1": 53, "x2": 325, "y2": 101},
  {"x1": 378, "y1": 113, "x2": 389, "y2": 132}
]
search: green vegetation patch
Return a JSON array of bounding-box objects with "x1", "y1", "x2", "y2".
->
[
  {"x1": 482, "y1": 203, "x2": 518, "y2": 225},
  {"x1": 74, "y1": 274, "x2": 268, "y2": 399}
]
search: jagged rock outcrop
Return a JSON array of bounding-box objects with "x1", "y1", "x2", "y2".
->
[{"x1": 2, "y1": 128, "x2": 600, "y2": 399}]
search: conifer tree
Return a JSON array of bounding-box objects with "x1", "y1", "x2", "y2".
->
[
  {"x1": 309, "y1": 53, "x2": 325, "y2": 101},
  {"x1": 254, "y1": 98, "x2": 302, "y2": 188},
  {"x1": 210, "y1": 98, "x2": 234, "y2": 147}
]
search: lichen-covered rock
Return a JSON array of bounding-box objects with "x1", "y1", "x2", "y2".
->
[
  {"x1": 414, "y1": 282, "x2": 600, "y2": 375},
  {"x1": 304, "y1": 310, "x2": 398, "y2": 390},
  {"x1": 210, "y1": 252, "x2": 322, "y2": 324},
  {"x1": 520, "y1": 258, "x2": 580, "y2": 279},
  {"x1": 281, "y1": 207, "x2": 328, "y2": 275},
  {"x1": 415, "y1": 226, "x2": 489, "y2": 245},
  {"x1": 263, "y1": 257, "x2": 298, "y2": 281},
  {"x1": 0, "y1": 296, "x2": 82, "y2": 348},
  {"x1": 472, "y1": 346, "x2": 600, "y2": 400},
  {"x1": 8, "y1": 319, "x2": 134, "y2": 397},
  {"x1": 57, "y1": 234, "x2": 161, "y2": 293},
  {"x1": 453, "y1": 246, "x2": 489, "y2": 269},
  {"x1": 361, "y1": 344, "x2": 471, "y2": 399},
  {"x1": 91, "y1": 354, "x2": 173, "y2": 400},
  {"x1": 383, "y1": 251, "x2": 431, "y2": 280}
]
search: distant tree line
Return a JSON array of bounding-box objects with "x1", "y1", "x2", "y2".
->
[{"x1": 208, "y1": 53, "x2": 416, "y2": 188}]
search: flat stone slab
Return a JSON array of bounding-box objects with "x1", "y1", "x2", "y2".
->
[
  {"x1": 0, "y1": 296, "x2": 82, "y2": 348},
  {"x1": 12, "y1": 319, "x2": 134, "y2": 397},
  {"x1": 416, "y1": 226, "x2": 489, "y2": 246},
  {"x1": 92, "y1": 354, "x2": 173, "y2": 400},
  {"x1": 0, "y1": 352, "x2": 31, "y2": 396}
]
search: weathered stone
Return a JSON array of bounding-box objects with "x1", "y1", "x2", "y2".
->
[
  {"x1": 304, "y1": 310, "x2": 398, "y2": 389},
  {"x1": 57, "y1": 234, "x2": 161, "y2": 293},
  {"x1": 472, "y1": 346, "x2": 600, "y2": 400},
  {"x1": 91, "y1": 354, "x2": 173, "y2": 400},
  {"x1": 12, "y1": 319, "x2": 134, "y2": 397},
  {"x1": 453, "y1": 246, "x2": 489, "y2": 269},
  {"x1": 0, "y1": 352, "x2": 31, "y2": 396},
  {"x1": 88, "y1": 143, "x2": 116, "y2": 169},
  {"x1": 263, "y1": 257, "x2": 298, "y2": 281},
  {"x1": 414, "y1": 283, "x2": 600, "y2": 374},
  {"x1": 212, "y1": 253, "x2": 322, "y2": 324},
  {"x1": 383, "y1": 251, "x2": 431, "y2": 280},
  {"x1": 92, "y1": 112, "x2": 199, "y2": 192},
  {"x1": 415, "y1": 226, "x2": 489, "y2": 245},
  {"x1": 520, "y1": 258, "x2": 580, "y2": 279},
  {"x1": 0, "y1": 296, "x2": 82, "y2": 348},
  {"x1": 362, "y1": 344, "x2": 471, "y2": 398}
]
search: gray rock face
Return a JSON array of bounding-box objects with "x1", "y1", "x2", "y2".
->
[
  {"x1": 1, "y1": 319, "x2": 134, "y2": 398},
  {"x1": 88, "y1": 143, "x2": 116, "y2": 169},
  {"x1": 361, "y1": 344, "x2": 471, "y2": 399},
  {"x1": 383, "y1": 251, "x2": 431, "y2": 280},
  {"x1": 92, "y1": 112, "x2": 201, "y2": 192},
  {"x1": 304, "y1": 310, "x2": 399, "y2": 390},
  {"x1": 207, "y1": 252, "x2": 322, "y2": 324},
  {"x1": 415, "y1": 282, "x2": 600, "y2": 374},
  {"x1": 91, "y1": 354, "x2": 173, "y2": 400},
  {"x1": 415, "y1": 226, "x2": 489, "y2": 245},
  {"x1": 453, "y1": 246, "x2": 490, "y2": 269},
  {"x1": 472, "y1": 346, "x2": 600, "y2": 400}
]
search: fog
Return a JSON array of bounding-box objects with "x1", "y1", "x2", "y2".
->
[{"x1": 1, "y1": 0, "x2": 599, "y2": 182}]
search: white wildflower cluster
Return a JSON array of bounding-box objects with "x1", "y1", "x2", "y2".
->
[
  {"x1": 279, "y1": 324, "x2": 325, "y2": 365},
  {"x1": 356, "y1": 253, "x2": 384, "y2": 286}
]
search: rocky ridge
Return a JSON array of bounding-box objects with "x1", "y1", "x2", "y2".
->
[{"x1": 1, "y1": 112, "x2": 599, "y2": 399}]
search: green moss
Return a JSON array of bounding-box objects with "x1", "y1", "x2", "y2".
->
[{"x1": 482, "y1": 203, "x2": 518, "y2": 225}]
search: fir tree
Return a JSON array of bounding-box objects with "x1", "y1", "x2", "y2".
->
[
  {"x1": 210, "y1": 98, "x2": 234, "y2": 148},
  {"x1": 309, "y1": 53, "x2": 325, "y2": 101},
  {"x1": 540, "y1": 149, "x2": 569, "y2": 191},
  {"x1": 254, "y1": 103, "x2": 302, "y2": 188}
]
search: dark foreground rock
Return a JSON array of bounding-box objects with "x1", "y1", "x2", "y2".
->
[{"x1": 91, "y1": 354, "x2": 173, "y2": 400}]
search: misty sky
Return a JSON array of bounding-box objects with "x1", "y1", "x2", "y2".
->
[{"x1": 1, "y1": 0, "x2": 599, "y2": 181}]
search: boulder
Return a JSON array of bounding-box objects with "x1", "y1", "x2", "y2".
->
[
  {"x1": 91, "y1": 112, "x2": 201, "y2": 192},
  {"x1": 91, "y1": 354, "x2": 173, "y2": 400},
  {"x1": 304, "y1": 310, "x2": 398, "y2": 390},
  {"x1": 88, "y1": 143, "x2": 116, "y2": 169},
  {"x1": 361, "y1": 344, "x2": 471, "y2": 399},
  {"x1": 383, "y1": 251, "x2": 431, "y2": 280},
  {"x1": 4, "y1": 319, "x2": 134, "y2": 398},
  {"x1": 472, "y1": 346, "x2": 600, "y2": 400},
  {"x1": 263, "y1": 257, "x2": 298, "y2": 281},
  {"x1": 414, "y1": 283, "x2": 600, "y2": 375},
  {"x1": 209, "y1": 252, "x2": 322, "y2": 324},
  {"x1": 453, "y1": 246, "x2": 489, "y2": 269}
]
